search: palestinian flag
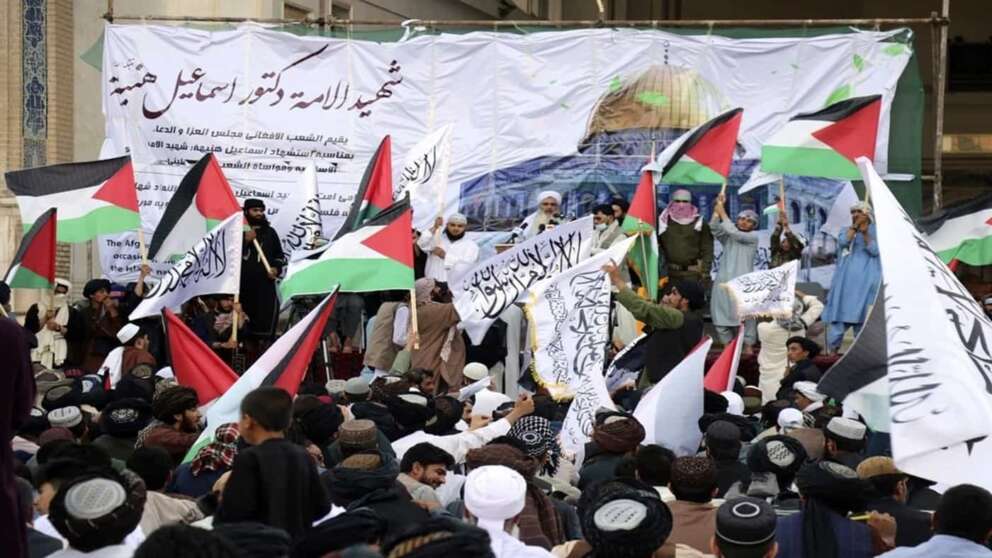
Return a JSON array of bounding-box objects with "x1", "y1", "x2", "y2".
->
[
  {"x1": 761, "y1": 95, "x2": 882, "y2": 179},
  {"x1": 147, "y1": 153, "x2": 241, "y2": 261},
  {"x1": 280, "y1": 198, "x2": 414, "y2": 301},
  {"x1": 5, "y1": 156, "x2": 139, "y2": 243},
  {"x1": 3, "y1": 208, "x2": 56, "y2": 289},
  {"x1": 162, "y1": 308, "x2": 239, "y2": 406},
  {"x1": 335, "y1": 135, "x2": 393, "y2": 239},
  {"x1": 622, "y1": 170, "x2": 660, "y2": 300},
  {"x1": 182, "y1": 290, "x2": 338, "y2": 462},
  {"x1": 650, "y1": 108, "x2": 742, "y2": 185},
  {"x1": 918, "y1": 191, "x2": 992, "y2": 268},
  {"x1": 703, "y1": 327, "x2": 744, "y2": 393}
]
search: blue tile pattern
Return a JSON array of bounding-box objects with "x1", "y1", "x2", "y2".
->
[{"x1": 23, "y1": 0, "x2": 47, "y2": 167}]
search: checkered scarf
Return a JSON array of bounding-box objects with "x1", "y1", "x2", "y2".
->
[
  {"x1": 190, "y1": 422, "x2": 240, "y2": 477},
  {"x1": 508, "y1": 416, "x2": 560, "y2": 475}
]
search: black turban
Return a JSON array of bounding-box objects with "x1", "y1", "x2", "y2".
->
[
  {"x1": 795, "y1": 461, "x2": 870, "y2": 558},
  {"x1": 83, "y1": 279, "x2": 112, "y2": 298},
  {"x1": 292, "y1": 508, "x2": 386, "y2": 558},
  {"x1": 243, "y1": 198, "x2": 265, "y2": 210},
  {"x1": 151, "y1": 386, "x2": 199, "y2": 423},
  {"x1": 580, "y1": 478, "x2": 672, "y2": 558},
  {"x1": 382, "y1": 518, "x2": 494, "y2": 558}
]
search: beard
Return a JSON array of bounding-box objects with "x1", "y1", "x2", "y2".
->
[
  {"x1": 245, "y1": 212, "x2": 269, "y2": 227},
  {"x1": 445, "y1": 229, "x2": 466, "y2": 242}
]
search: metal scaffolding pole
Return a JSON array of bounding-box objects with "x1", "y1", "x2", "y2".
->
[{"x1": 932, "y1": 0, "x2": 951, "y2": 209}]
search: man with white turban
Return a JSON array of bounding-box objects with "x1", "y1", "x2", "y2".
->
[
  {"x1": 821, "y1": 201, "x2": 880, "y2": 353},
  {"x1": 25, "y1": 279, "x2": 73, "y2": 368},
  {"x1": 465, "y1": 465, "x2": 553, "y2": 557},
  {"x1": 512, "y1": 191, "x2": 563, "y2": 241},
  {"x1": 417, "y1": 213, "x2": 480, "y2": 284},
  {"x1": 710, "y1": 192, "x2": 759, "y2": 352}
]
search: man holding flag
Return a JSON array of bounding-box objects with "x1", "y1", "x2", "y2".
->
[
  {"x1": 709, "y1": 192, "x2": 759, "y2": 352},
  {"x1": 241, "y1": 199, "x2": 286, "y2": 345}
]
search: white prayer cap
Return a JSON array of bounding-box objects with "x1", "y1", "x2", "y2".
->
[
  {"x1": 155, "y1": 367, "x2": 175, "y2": 380},
  {"x1": 116, "y1": 323, "x2": 141, "y2": 344},
  {"x1": 850, "y1": 201, "x2": 873, "y2": 214},
  {"x1": 721, "y1": 392, "x2": 745, "y2": 416},
  {"x1": 537, "y1": 190, "x2": 562, "y2": 204},
  {"x1": 472, "y1": 390, "x2": 512, "y2": 418},
  {"x1": 48, "y1": 406, "x2": 82, "y2": 428},
  {"x1": 777, "y1": 408, "x2": 804, "y2": 431},
  {"x1": 447, "y1": 213, "x2": 468, "y2": 225},
  {"x1": 465, "y1": 465, "x2": 527, "y2": 522},
  {"x1": 463, "y1": 362, "x2": 490, "y2": 382},
  {"x1": 826, "y1": 417, "x2": 867, "y2": 441},
  {"x1": 792, "y1": 381, "x2": 826, "y2": 402},
  {"x1": 54, "y1": 278, "x2": 72, "y2": 291}
]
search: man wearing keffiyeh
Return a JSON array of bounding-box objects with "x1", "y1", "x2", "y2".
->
[
  {"x1": 658, "y1": 189, "x2": 714, "y2": 289},
  {"x1": 167, "y1": 422, "x2": 241, "y2": 498}
]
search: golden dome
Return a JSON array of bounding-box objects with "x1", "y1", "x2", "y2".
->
[{"x1": 583, "y1": 64, "x2": 727, "y2": 141}]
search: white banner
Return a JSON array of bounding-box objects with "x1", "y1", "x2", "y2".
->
[
  {"x1": 634, "y1": 337, "x2": 712, "y2": 456},
  {"x1": 397, "y1": 124, "x2": 454, "y2": 230},
  {"x1": 560, "y1": 363, "x2": 616, "y2": 458},
  {"x1": 129, "y1": 214, "x2": 243, "y2": 320},
  {"x1": 99, "y1": 25, "x2": 911, "y2": 281},
  {"x1": 271, "y1": 161, "x2": 323, "y2": 262},
  {"x1": 525, "y1": 236, "x2": 635, "y2": 399},
  {"x1": 861, "y1": 158, "x2": 992, "y2": 491},
  {"x1": 452, "y1": 216, "x2": 595, "y2": 344},
  {"x1": 722, "y1": 259, "x2": 798, "y2": 318}
]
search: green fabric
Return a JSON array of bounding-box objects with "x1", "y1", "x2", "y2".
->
[
  {"x1": 616, "y1": 287, "x2": 683, "y2": 330},
  {"x1": 6, "y1": 266, "x2": 52, "y2": 290},
  {"x1": 661, "y1": 159, "x2": 726, "y2": 185},
  {"x1": 760, "y1": 145, "x2": 861, "y2": 180},
  {"x1": 937, "y1": 236, "x2": 992, "y2": 266},
  {"x1": 390, "y1": 349, "x2": 412, "y2": 374}
]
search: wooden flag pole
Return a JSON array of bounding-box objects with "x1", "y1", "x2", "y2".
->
[
  {"x1": 252, "y1": 238, "x2": 274, "y2": 276},
  {"x1": 0, "y1": 303, "x2": 8, "y2": 317},
  {"x1": 408, "y1": 288, "x2": 420, "y2": 350},
  {"x1": 136, "y1": 228, "x2": 149, "y2": 267},
  {"x1": 229, "y1": 293, "x2": 239, "y2": 343}
]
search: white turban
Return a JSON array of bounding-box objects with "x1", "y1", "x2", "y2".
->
[
  {"x1": 116, "y1": 323, "x2": 141, "y2": 344},
  {"x1": 463, "y1": 362, "x2": 490, "y2": 382},
  {"x1": 472, "y1": 390, "x2": 512, "y2": 418},
  {"x1": 537, "y1": 190, "x2": 562, "y2": 205},
  {"x1": 448, "y1": 213, "x2": 468, "y2": 225},
  {"x1": 465, "y1": 465, "x2": 527, "y2": 530},
  {"x1": 777, "y1": 408, "x2": 804, "y2": 431},
  {"x1": 721, "y1": 391, "x2": 745, "y2": 416},
  {"x1": 793, "y1": 381, "x2": 826, "y2": 402}
]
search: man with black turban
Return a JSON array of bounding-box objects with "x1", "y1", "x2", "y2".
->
[
  {"x1": 382, "y1": 518, "x2": 494, "y2": 558},
  {"x1": 775, "y1": 336, "x2": 823, "y2": 399},
  {"x1": 740, "y1": 435, "x2": 808, "y2": 514},
  {"x1": 48, "y1": 468, "x2": 147, "y2": 555},
  {"x1": 240, "y1": 199, "x2": 285, "y2": 346},
  {"x1": 136, "y1": 386, "x2": 202, "y2": 464},
  {"x1": 69, "y1": 278, "x2": 125, "y2": 372},
  {"x1": 293, "y1": 508, "x2": 387, "y2": 558},
  {"x1": 775, "y1": 461, "x2": 894, "y2": 558}
]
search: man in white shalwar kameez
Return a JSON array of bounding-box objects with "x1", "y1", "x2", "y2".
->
[{"x1": 417, "y1": 213, "x2": 480, "y2": 284}]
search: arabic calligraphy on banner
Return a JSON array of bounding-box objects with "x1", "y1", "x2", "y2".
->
[
  {"x1": 100, "y1": 25, "x2": 911, "y2": 281},
  {"x1": 721, "y1": 259, "x2": 798, "y2": 319}
]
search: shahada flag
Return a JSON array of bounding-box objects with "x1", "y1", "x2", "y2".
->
[
  {"x1": 816, "y1": 286, "x2": 889, "y2": 433},
  {"x1": 279, "y1": 198, "x2": 414, "y2": 300},
  {"x1": 634, "y1": 337, "x2": 712, "y2": 456},
  {"x1": 183, "y1": 290, "x2": 338, "y2": 462},
  {"x1": 162, "y1": 308, "x2": 239, "y2": 406},
  {"x1": 761, "y1": 95, "x2": 881, "y2": 179},
  {"x1": 603, "y1": 333, "x2": 649, "y2": 393},
  {"x1": 525, "y1": 236, "x2": 635, "y2": 400},
  {"x1": 396, "y1": 124, "x2": 454, "y2": 230},
  {"x1": 860, "y1": 156, "x2": 992, "y2": 491},
  {"x1": 130, "y1": 214, "x2": 243, "y2": 320},
  {"x1": 917, "y1": 191, "x2": 992, "y2": 268},
  {"x1": 3, "y1": 208, "x2": 57, "y2": 289},
  {"x1": 722, "y1": 260, "x2": 798, "y2": 319},
  {"x1": 335, "y1": 135, "x2": 393, "y2": 239},
  {"x1": 4, "y1": 155, "x2": 139, "y2": 243},
  {"x1": 622, "y1": 170, "x2": 660, "y2": 300},
  {"x1": 451, "y1": 216, "x2": 595, "y2": 344},
  {"x1": 646, "y1": 108, "x2": 742, "y2": 185},
  {"x1": 272, "y1": 161, "x2": 323, "y2": 262},
  {"x1": 147, "y1": 153, "x2": 241, "y2": 261}
]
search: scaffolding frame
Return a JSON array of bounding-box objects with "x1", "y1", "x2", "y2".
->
[{"x1": 102, "y1": 1, "x2": 952, "y2": 208}]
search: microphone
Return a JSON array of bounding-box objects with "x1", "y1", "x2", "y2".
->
[{"x1": 508, "y1": 221, "x2": 528, "y2": 243}]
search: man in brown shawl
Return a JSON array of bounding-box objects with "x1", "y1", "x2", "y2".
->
[{"x1": 409, "y1": 278, "x2": 465, "y2": 394}]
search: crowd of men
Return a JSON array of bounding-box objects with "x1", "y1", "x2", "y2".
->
[{"x1": 4, "y1": 189, "x2": 992, "y2": 558}]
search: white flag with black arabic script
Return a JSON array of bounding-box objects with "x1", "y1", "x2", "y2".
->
[
  {"x1": 130, "y1": 214, "x2": 243, "y2": 320},
  {"x1": 525, "y1": 236, "x2": 635, "y2": 400},
  {"x1": 452, "y1": 216, "x2": 595, "y2": 344},
  {"x1": 395, "y1": 124, "x2": 453, "y2": 230},
  {"x1": 272, "y1": 161, "x2": 323, "y2": 262},
  {"x1": 722, "y1": 259, "x2": 798, "y2": 319},
  {"x1": 860, "y1": 157, "x2": 992, "y2": 491}
]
